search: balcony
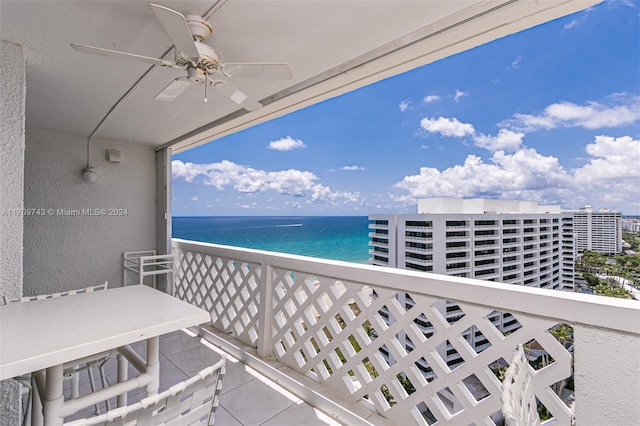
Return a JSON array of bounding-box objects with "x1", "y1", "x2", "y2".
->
[
  {"x1": 63, "y1": 330, "x2": 341, "y2": 426},
  {"x1": 169, "y1": 238, "x2": 640, "y2": 425}
]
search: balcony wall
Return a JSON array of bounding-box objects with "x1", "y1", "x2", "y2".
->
[
  {"x1": 172, "y1": 238, "x2": 640, "y2": 425},
  {"x1": 0, "y1": 39, "x2": 26, "y2": 426},
  {"x1": 22, "y1": 129, "x2": 157, "y2": 294}
]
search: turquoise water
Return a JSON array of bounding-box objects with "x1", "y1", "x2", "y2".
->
[{"x1": 172, "y1": 216, "x2": 371, "y2": 263}]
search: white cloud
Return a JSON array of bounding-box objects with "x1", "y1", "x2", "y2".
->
[
  {"x1": 267, "y1": 136, "x2": 306, "y2": 151},
  {"x1": 423, "y1": 95, "x2": 440, "y2": 103},
  {"x1": 341, "y1": 165, "x2": 365, "y2": 171},
  {"x1": 395, "y1": 149, "x2": 570, "y2": 199},
  {"x1": 172, "y1": 160, "x2": 211, "y2": 183},
  {"x1": 454, "y1": 89, "x2": 468, "y2": 102},
  {"x1": 420, "y1": 116, "x2": 475, "y2": 138},
  {"x1": 511, "y1": 56, "x2": 523, "y2": 69},
  {"x1": 396, "y1": 133, "x2": 640, "y2": 211},
  {"x1": 419, "y1": 116, "x2": 524, "y2": 152},
  {"x1": 501, "y1": 95, "x2": 640, "y2": 132},
  {"x1": 172, "y1": 160, "x2": 362, "y2": 205},
  {"x1": 173, "y1": 160, "x2": 314, "y2": 194},
  {"x1": 309, "y1": 184, "x2": 360, "y2": 204},
  {"x1": 473, "y1": 129, "x2": 525, "y2": 152},
  {"x1": 398, "y1": 100, "x2": 412, "y2": 112},
  {"x1": 564, "y1": 19, "x2": 579, "y2": 30},
  {"x1": 574, "y1": 135, "x2": 640, "y2": 184},
  {"x1": 191, "y1": 196, "x2": 198, "y2": 201}
]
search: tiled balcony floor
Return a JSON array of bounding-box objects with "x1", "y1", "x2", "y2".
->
[{"x1": 63, "y1": 330, "x2": 343, "y2": 426}]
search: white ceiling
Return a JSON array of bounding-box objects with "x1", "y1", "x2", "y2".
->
[{"x1": 1, "y1": 0, "x2": 598, "y2": 152}]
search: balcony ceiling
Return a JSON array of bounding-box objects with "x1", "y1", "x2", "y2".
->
[{"x1": 0, "y1": 0, "x2": 597, "y2": 152}]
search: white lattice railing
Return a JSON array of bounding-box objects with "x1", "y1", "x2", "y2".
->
[{"x1": 172, "y1": 239, "x2": 640, "y2": 426}]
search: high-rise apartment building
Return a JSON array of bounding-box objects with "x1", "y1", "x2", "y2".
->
[
  {"x1": 370, "y1": 198, "x2": 575, "y2": 291},
  {"x1": 369, "y1": 198, "x2": 575, "y2": 372},
  {"x1": 566, "y1": 206, "x2": 622, "y2": 255}
]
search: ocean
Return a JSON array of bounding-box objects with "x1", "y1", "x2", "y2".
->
[{"x1": 172, "y1": 216, "x2": 371, "y2": 264}]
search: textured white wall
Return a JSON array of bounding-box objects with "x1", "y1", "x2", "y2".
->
[
  {"x1": 23, "y1": 128, "x2": 157, "y2": 294},
  {"x1": 0, "y1": 39, "x2": 25, "y2": 426},
  {"x1": 574, "y1": 324, "x2": 640, "y2": 424}
]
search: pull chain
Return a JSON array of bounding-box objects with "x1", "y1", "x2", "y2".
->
[{"x1": 204, "y1": 76, "x2": 208, "y2": 103}]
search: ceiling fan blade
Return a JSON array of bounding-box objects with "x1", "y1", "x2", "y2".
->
[
  {"x1": 221, "y1": 63, "x2": 293, "y2": 80},
  {"x1": 210, "y1": 79, "x2": 262, "y2": 111},
  {"x1": 149, "y1": 4, "x2": 200, "y2": 62},
  {"x1": 71, "y1": 43, "x2": 178, "y2": 68},
  {"x1": 154, "y1": 77, "x2": 192, "y2": 101}
]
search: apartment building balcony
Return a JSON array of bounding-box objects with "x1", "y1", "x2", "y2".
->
[
  {"x1": 443, "y1": 234, "x2": 470, "y2": 242},
  {"x1": 62, "y1": 329, "x2": 342, "y2": 426},
  {"x1": 502, "y1": 256, "x2": 520, "y2": 266},
  {"x1": 370, "y1": 247, "x2": 390, "y2": 257},
  {"x1": 445, "y1": 264, "x2": 472, "y2": 274},
  {"x1": 370, "y1": 240, "x2": 390, "y2": 248},
  {"x1": 445, "y1": 255, "x2": 471, "y2": 263},
  {"x1": 405, "y1": 225, "x2": 433, "y2": 231},
  {"x1": 405, "y1": 236, "x2": 434, "y2": 245},
  {"x1": 167, "y1": 238, "x2": 640, "y2": 426},
  {"x1": 4, "y1": 239, "x2": 638, "y2": 425},
  {"x1": 473, "y1": 252, "x2": 500, "y2": 260},
  {"x1": 406, "y1": 246, "x2": 434, "y2": 254},
  {"x1": 472, "y1": 224, "x2": 499, "y2": 230},
  {"x1": 445, "y1": 224, "x2": 470, "y2": 230},
  {"x1": 502, "y1": 237, "x2": 522, "y2": 246},
  {"x1": 3, "y1": 1, "x2": 636, "y2": 424},
  {"x1": 368, "y1": 223, "x2": 390, "y2": 231},
  {"x1": 368, "y1": 231, "x2": 390, "y2": 240},
  {"x1": 473, "y1": 270, "x2": 500, "y2": 281},
  {"x1": 473, "y1": 240, "x2": 499, "y2": 249}
]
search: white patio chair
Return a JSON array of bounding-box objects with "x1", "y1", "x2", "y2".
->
[
  {"x1": 5, "y1": 282, "x2": 110, "y2": 420},
  {"x1": 64, "y1": 356, "x2": 226, "y2": 426},
  {"x1": 123, "y1": 250, "x2": 174, "y2": 289},
  {"x1": 501, "y1": 344, "x2": 541, "y2": 426}
]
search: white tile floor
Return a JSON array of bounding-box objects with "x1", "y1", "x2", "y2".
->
[{"x1": 63, "y1": 330, "x2": 343, "y2": 426}]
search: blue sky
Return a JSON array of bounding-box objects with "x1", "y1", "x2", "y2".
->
[{"x1": 173, "y1": 0, "x2": 640, "y2": 216}]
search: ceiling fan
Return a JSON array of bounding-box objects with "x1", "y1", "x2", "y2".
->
[{"x1": 71, "y1": 3, "x2": 293, "y2": 110}]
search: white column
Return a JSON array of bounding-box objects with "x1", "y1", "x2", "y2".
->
[
  {"x1": 156, "y1": 147, "x2": 172, "y2": 293},
  {"x1": 0, "y1": 39, "x2": 26, "y2": 426},
  {"x1": 257, "y1": 260, "x2": 274, "y2": 358},
  {"x1": 574, "y1": 324, "x2": 640, "y2": 424}
]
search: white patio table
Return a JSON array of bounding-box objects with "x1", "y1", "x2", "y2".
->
[{"x1": 0, "y1": 285, "x2": 210, "y2": 425}]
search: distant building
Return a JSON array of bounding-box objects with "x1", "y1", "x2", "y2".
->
[
  {"x1": 565, "y1": 206, "x2": 622, "y2": 255},
  {"x1": 622, "y1": 218, "x2": 640, "y2": 234},
  {"x1": 368, "y1": 198, "x2": 575, "y2": 371}
]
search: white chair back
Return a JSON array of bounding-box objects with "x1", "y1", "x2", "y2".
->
[
  {"x1": 8, "y1": 282, "x2": 109, "y2": 303},
  {"x1": 64, "y1": 356, "x2": 226, "y2": 426},
  {"x1": 501, "y1": 344, "x2": 541, "y2": 426}
]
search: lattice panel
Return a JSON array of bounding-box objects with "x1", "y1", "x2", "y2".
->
[
  {"x1": 173, "y1": 247, "x2": 261, "y2": 347},
  {"x1": 270, "y1": 268, "x2": 572, "y2": 426}
]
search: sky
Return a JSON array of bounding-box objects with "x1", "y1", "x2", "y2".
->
[{"x1": 172, "y1": 0, "x2": 640, "y2": 217}]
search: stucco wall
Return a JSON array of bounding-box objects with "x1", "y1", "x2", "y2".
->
[
  {"x1": 574, "y1": 324, "x2": 640, "y2": 424},
  {"x1": 0, "y1": 39, "x2": 25, "y2": 426},
  {"x1": 23, "y1": 128, "x2": 157, "y2": 294}
]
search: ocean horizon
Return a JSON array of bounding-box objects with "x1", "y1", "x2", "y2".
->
[{"x1": 172, "y1": 216, "x2": 371, "y2": 264}]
